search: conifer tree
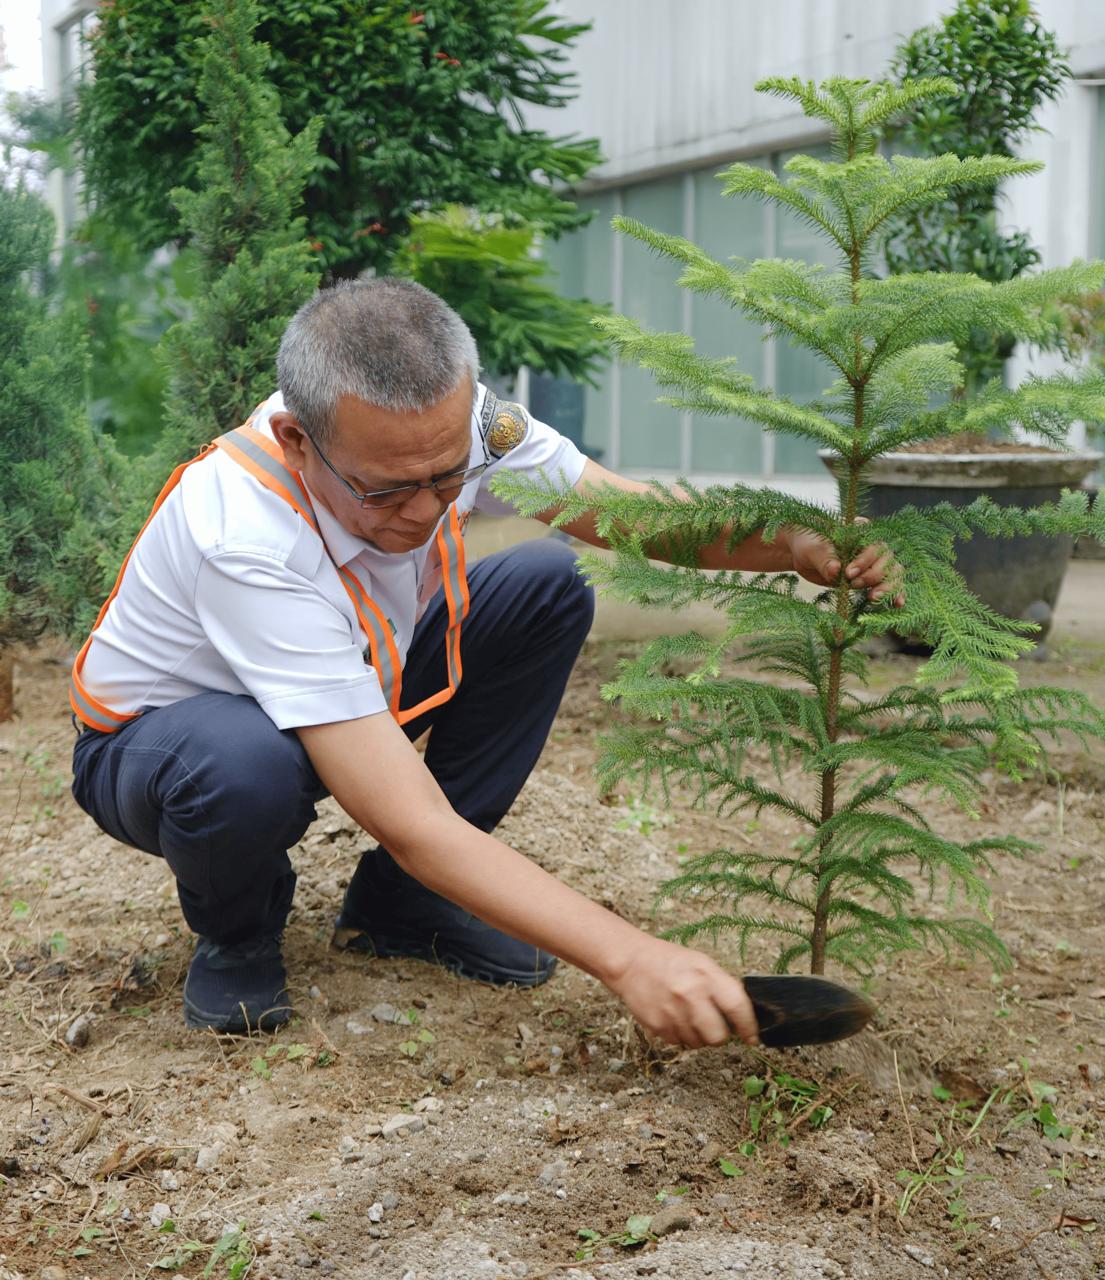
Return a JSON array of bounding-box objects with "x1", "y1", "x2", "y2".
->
[
  {"x1": 0, "y1": 186, "x2": 115, "y2": 720},
  {"x1": 497, "y1": 77, "x2": 1105, "y2": 977},
  {"x1": 155, "y1": 0, "x2": 321, "y2": 470}
]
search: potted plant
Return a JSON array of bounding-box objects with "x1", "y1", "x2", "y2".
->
[{"x1": 852, "y1": 0, "x2": 1099, "y2": 642}]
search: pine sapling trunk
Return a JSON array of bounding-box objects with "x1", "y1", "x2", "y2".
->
[{"x1": 811, "y1": 242, "x2": 865, "y2": 974}]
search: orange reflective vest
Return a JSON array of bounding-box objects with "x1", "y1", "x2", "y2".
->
[{"x1": 70, "y1": 421, "x2": 470, "y2": 734}]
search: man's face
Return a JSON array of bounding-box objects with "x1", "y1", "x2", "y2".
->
[{"x1": 272, "y1": 375, "x2": 474, "y2": 553}]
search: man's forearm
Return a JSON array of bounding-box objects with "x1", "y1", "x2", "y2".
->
[
  {"x1": 549, "y1": 459, "x2": 796, "y2": 574},
  {"x1": 384, "y1": 809, "x2": 646, "y2": 985}
]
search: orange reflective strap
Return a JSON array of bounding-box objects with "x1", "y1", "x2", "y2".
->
[
  {"x1": 397, "y1": 504, "x2": 469, "y2": 724},
  {"x1": 214, "y1": 429, "x2": 320, "y2": 533},
  {"x1": 337, "y1": 565, "x2": 404, "y2": 717}
]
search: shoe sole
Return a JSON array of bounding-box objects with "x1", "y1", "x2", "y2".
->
[{"x1": 332, "y1": 925, "x2": 555, "y2": 988}]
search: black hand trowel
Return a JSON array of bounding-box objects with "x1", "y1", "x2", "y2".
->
[{"x1": 742, "y1": 974, "x2": 876, "y2": 1048}]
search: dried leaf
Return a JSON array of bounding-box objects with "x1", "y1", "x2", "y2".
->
[
  {"x1": 94, "y1": 1143, "x2": 129, "y2": 1179},
  {"x1": 71, "y1": 1111, "x2": 103, "y2": 1154},
  {"x1": 1057, "y1": 1212, "x2": 1096, "y2": 1231},
  {"x1": 936, "y1": 1069, "x2": 989, "y2": 1103}
]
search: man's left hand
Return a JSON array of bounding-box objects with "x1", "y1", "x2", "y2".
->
[{"x1": 786, "y1": 524, "x2": 905, "y2": 607}]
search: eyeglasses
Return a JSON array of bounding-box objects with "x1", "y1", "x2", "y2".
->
[{"x1": 303, "y1": 428, "x2": 490, "y2": 510}]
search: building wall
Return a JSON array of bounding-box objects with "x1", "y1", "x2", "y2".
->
[
  {"x1": 526, "y1": 1, "x2": 1105, "y2": 492},
  {"x1": 40, "y1": 0, "x2": 97, "y2": 239}
]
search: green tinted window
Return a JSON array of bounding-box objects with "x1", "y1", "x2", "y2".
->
[
  {"x1": 689, "y1": 159, "x2": 768, "y2": 474},
  {"x1": 543, "y1": 194, "x2": 617, "y2": 461},
  {"x1": 773, "y1": 144, "x2": 836, "y2": 474},
  {"x1": 618, "y1": 176, "x2": 686, "y2": 470}
]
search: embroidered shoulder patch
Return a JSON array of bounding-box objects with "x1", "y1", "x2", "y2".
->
[{"x1": 480, "y1": 393, "x2": 529, "y2": 458}]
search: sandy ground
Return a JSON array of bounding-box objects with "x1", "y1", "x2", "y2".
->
[{"x1": 2, "y1": 552, "x2": 1104, "y2": 1280}]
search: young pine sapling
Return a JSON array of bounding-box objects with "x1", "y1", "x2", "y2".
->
[{"x1": 497, "y1": 77, "x2": 1105, "y2": 977}]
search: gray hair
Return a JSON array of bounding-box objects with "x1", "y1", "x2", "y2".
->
[{"x1": 277, "y1": 278, "x2": 479, "y2": 443}]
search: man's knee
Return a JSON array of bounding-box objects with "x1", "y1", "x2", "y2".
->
[
  {"x1": 154, "y1": 695, "x2": 320, "y2": 848},
  {"x1": 510, "y1": 538, "x2": 595, "y2": 628}
]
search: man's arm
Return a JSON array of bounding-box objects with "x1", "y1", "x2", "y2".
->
[
  {"x1": 536, "y1": 458, "x2": 901, "y2": 604},
  {"x1": 297, "y1": 712, "x2": 760, "y2": 1049}
]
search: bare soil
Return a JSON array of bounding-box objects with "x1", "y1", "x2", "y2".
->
[
  {"x1": 899, "y1": 434, "x2": 1066, "y2": 456},
  {"x1": 1, "y1": 637, "x2": 1104, "y2": 1280}
]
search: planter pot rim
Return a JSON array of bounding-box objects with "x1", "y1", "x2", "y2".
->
[{"x1": 818, "y1": 448, "x2": 1103, "y2": 488}]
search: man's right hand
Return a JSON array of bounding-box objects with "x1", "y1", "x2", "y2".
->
[{"x1": 606, "y1": 936, "x2": 760, "y2": 1048}]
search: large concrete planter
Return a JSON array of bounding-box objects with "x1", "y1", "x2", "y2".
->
[{"x1": 819, "y1": 449, "x2": 1102, "y2": 644}]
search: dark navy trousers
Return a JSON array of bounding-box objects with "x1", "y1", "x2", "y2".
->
[{"x1": 71, "y1": 540, "x2": 594, "y2": 944}]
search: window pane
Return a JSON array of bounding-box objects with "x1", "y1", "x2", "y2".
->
[
  {"x1": 689, "y1": 160, "x2": 768, "y2": 474},
  {"x1": 773, "y1": 144, "x2": 839, "y2": 474},
  {"x1": 619, "y1": 176, "x2": 685, "y2": 471},
  {"x1": 542, "y1": 194, "x2": 616, "y2": 462}
]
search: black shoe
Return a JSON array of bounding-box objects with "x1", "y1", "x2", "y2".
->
[
  {"x1": 332, "y1": 848, "x2": 557, "y2": 988},
  {"x1": 183, "y1": 934, "x2": 291, "y2": 1033}
]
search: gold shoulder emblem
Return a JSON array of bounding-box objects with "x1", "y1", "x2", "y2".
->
[{"x1": 487, "y1": 404, "x2": 527, "y2": 455}]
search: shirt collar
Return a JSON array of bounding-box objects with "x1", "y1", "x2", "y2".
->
[{"x1": 305, "y1": 482, "x2": 376, "y2": 569}]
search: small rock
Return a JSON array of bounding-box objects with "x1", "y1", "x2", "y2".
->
[
  {"x1": 903, "y1": 1243, "x2": 935, "y2": 1267},
  {"x1": 345, "y1": 1019, "x2": 371, "y2": 1036},
  {"x1": 555, "y1": 1187, "x2": 567, "y2": 1200},
  {"x1": 149, "y1": 1202, "x2": 173, "y2": 1228},
  {"x1": 413, "y1": 1096, "x2": 443, "y2": 1112},
  {"x1": 382, "y1": 1113, "x2": 425, "y2": 1140},
  {"x1": 1084, "y1": 1063, "x2": 1103, "y2": 1084},
  {"x1": 637, "y1": 1123, "x2": 654, "y2": 1140},
  {"x1": 338, "y1": 1135, "x2": 359, "y2": 1156},
  {"x1": 381, "y1": 1190, "x2": 400, "y2": 1210},
  {"x1": 309, "y1": 985, "x2": 323, "y2": 1000},
  {"x1": 371, "y1": 1002, "x2": 409, "y2": 1024},
  {"x1": 607, "y1": 1058, "x2": 627, "y2": 1073},
  {"x1": 158, "y1": 1170, "x2": 180, "y2": 1192},
  {"x1": 196, "y1": 1145, "x2": 221, "y2": 1172},
  {"x1": 438, "y1": 1063, "x2": 460, "y2": 1085},
  {"x1": 65, "y1": 1014, "x2": 92, "y2": 1048},
  {"x1": 153, "y1": 932, "x2": 172, "y2": 947},
  {"x1": 700, "y1": 1140, "x2": 725, "y2": 1165},
  {"x1": 41, "y1": 1268, "x2": 67, "y2": 1280},
  {"x1": 364, "y1": 1123, "x2": 383, "y2": 1137},
  {"x1": 538, "y1": 1159, "x2": 568, "y2": 1186},
  {"x1": 319, "y1": 1263, "x2": 336, "y2": 1275},
  {"x1": 367, "y1": 1202, "x2": 384, "y2": 1222},
  {"x1": 493, "y1": 1191, "x2": 530, "y2": 1206},
  {"x1": 650, "y1": 1201, "x2": 693, "y2": 1237},
  {"x1": 294, "y1": 1253, "x2": 317, "y2": 1268},
  {"x1": 1023, "y1": 799, "x2": 1055, "y2": 826}
]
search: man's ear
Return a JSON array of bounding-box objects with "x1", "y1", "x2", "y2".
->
[{"x1": 270, "y1": 411, "x2": 310, "y2": 472}]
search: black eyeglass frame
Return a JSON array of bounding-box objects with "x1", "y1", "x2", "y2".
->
[{"x1": 303, "y1": 422, "x2": 491, "y2": 510}]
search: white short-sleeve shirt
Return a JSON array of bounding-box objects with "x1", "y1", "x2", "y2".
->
[{"x1": 79, "y1": 384, "x2": 587, "y2": 730}]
